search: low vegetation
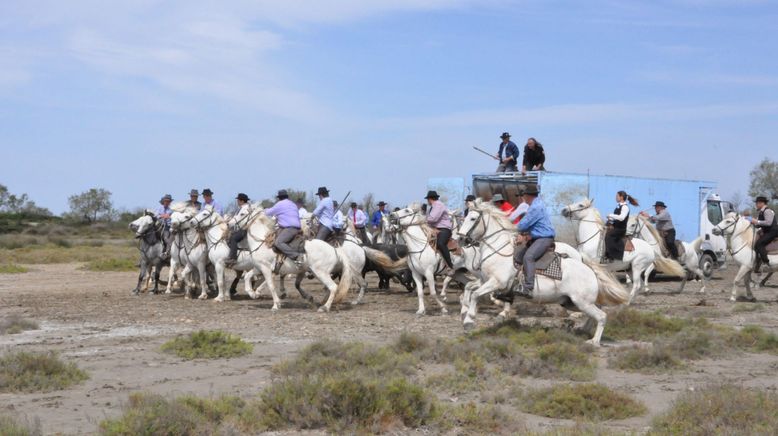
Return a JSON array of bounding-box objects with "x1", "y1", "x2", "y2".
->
[
  {"x1": 609, "y1": 344, "x2": 684, "y2": 373},
  {"x1": 161, "y1": 330, "x2": 253, "y2": 360},
  {"x1": 0, "y1": 351, "x2": 88, "y2": 393},
  {"x1": 0, "y1": 316, "x2": 39, "y2": 335},
  {"x1": 82, "y1": 258, "x2": 136, "y2": 272},
  {"x1": 650, "y1": 385, "x2": 778, "y2": 435},
  {"x1": 521, "y1": 383, "x2": 646, "y2": 421},
  {"x1": 0, "y1": 243, "x2": 135, "y2": 265},
  {"x1": 0, "y1": 413, "x2": 40, "y2": 436},
  {"x1": 733, "y1": 302, "x2": 766, "y2": 313},
  {"x1": 438, "y1": 402, "x2": 524, "y2": 435},
  {"x1": 0, "y1": 263, "x2": 28, "y2": 274}
]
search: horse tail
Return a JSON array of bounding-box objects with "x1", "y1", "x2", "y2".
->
[
  {"x1": 690, "y1": 237, "x2": 703, "y2": 253},
  {"x1": 654, "y1": 256, "x2": 686, "y2": 278},
  {"x1": 332, "y1": 246, "x2": 354, "y2": 304},
  {"x1": 363, "y1": 246, "x2": 407, "y2": 273},
  {"x1": 584, "y1": 259, "x2": 629, "y2": 306}
]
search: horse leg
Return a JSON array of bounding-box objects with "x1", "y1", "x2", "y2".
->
[
  {"x1": 133, "y1": 261, "x2": 146, "y2": 295},
  {"x1": 643, "y1": 263, "x2": 654, "y2": 294},
  {"x1": 315, "y1": 269, "x2": 339, "y2": 313},
  {"x1": 730, "y1": 264, "x2": 750, "y2": 301},
  {"x1": 441, "y1": 276, "x2": 452, "y2": 303},
  {"x1": 463, "y1": 278, "x2": 499, "y2": 331},
  {"x1": 294, "y1": 272, "x2": 315, "y2": 304},
  {"x1": 229, "y1": 270, "x2": 242, "y2": 297},
  {"x1": 425, "y1": 270, "x2": 447, "y2": 315},
  {"x1": 574, "y1": 299, "x2": 607, "y2": 347},
  {"x1": 180, "y1": 264, "x2": 192, "y2": 296},
  {"x1": 760, "y1": 272, "x2": 773, "y2": 288},
  {"x1": 278, "y1": 274, "x2": 288, "y2": 299},
  {"x1": 257, "y1": 265, "x2": 282, "y2": 310},
  {"x1": 628, "y1": 266, "x2": 643, "y2": 305},
  {"x1": 165, "y1": 258, "x2": 178, "y2": 294},
  {"x1": 351, "y1": 274, "x2": 368, "y2": 306},
  {"x1": 241, "y1": 269, "x2": 254, "y2": 298},
  {"x1": 412, "y1": 270, "x2": 426, "y2": 316}
]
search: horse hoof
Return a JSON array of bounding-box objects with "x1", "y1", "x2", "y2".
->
[
  {"x1": 271, "y1": 306, "x2": 279, "y2": 312},
  {"x1": 415, "y1": 310, "x2": 426, "y2": 317},
  {"x1": 317, "y1": 306, "x2": 329, "y2": 313},
  {"x1": 495, "y1": 315, "x2": 506, "y2": 324},
  {"x1": 279, "y1": 293, "x2": 288, "y2": 300},
  {"x1": 198, "y1": 295, "x2": 208, "y2": 300},
  {"x1": 735, "y1": 296, "x2": 757, "y2": 303},
  {"x1": 131, "y1": 290, "x2": 140, "y2": 296},
  {"x1": 585, "y1": 339, "x2": 601, "y2": 347},
  {"x1": 185, "y1": 295, "x2": 191, "y2": 300},
  {"x1": 463, "y1": 322, "x2": 475, "y2": 333},
  {"x1": 440, "y1": 308, "x2": 449, "y2": 315},
  {"x1": 351, "y1": 301, "x2": 359, "y2": 306},
  {"x1": 214, "y1": 297, "x2": 224, "y2": 302}
]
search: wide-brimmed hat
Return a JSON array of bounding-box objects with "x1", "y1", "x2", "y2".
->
[
  {"x1": 202, "y1": 188, "x2": 213, "y2": 196},
  {"x1": 316, "y1": 186, "x2": 329, "y2": 196},
  {"x1": 236, "y1": 193, "x2": 249, "y2": 202},
  {"x1": 276, "y1": 189, "x2": 289, "y2": 199},
  {"x1": 377, "y1": 201, "x2": 387, "y2": 206},
  {"x1": 500, "y1": 132, "x2": 511, "y2": 139},
  {"x1": 755, "y1": 196, "x2": 769, "y2": 204},
  {"x1": 188, "y1": 189, "x2": 199, "y2": 196},
  {"x1": 523, "y1": 185, "x2": 540, "y2": 196},
  {"x1": 424, "y1": 190, "x2": 439, "y2": 200},
  {"x1": 492, "y1": 193, "x2": 505, "y2": 203},
  {"x1": 350, "y1": 202, "x2": 358, "y2": 207},
  {"x1": 465, "y1": 195, "x2": 476, "y2": 202},
  {"x1": 653, "y1": 201, "x2": 667, "y2": 208},
  {"x1": 160, "y1": 194, "x2": 173, "y2": 204}
]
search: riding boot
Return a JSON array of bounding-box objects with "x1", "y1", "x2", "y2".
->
[
  {"x1": 493, "y1": 288, "x2": 514, "y2": 304},
  {"x1": 511, "y1": 280, "x2": 533, "y2": 299},
  {"x1": 754, "y1": 257, "x2": 762, "y2": 274}
]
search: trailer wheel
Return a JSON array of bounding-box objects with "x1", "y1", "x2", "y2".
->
[{"x1": 700, "y1": 253, "x2": 715, "y2": 279}]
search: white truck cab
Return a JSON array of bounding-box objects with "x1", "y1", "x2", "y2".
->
[{"x1": 699, "y1": 194, "x2": 734, "y2": 278}]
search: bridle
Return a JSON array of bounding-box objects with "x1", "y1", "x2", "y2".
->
[
  {"x1": 716, "y1": 215, "x2": 755, "y2": 257},
  {"x1": 460, "y1": 208, "x2": 514, "y2": 268},
  {"x1": 171, "y1": 212, "x2": 203, "y2": 257},
  {"x1": 564, "y1": 203, "x2": 603, "y2": 248},
  {"x1": 191, "y1": 208, "x2": 227, "y2": 248}
]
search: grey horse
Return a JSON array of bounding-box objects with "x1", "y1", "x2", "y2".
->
[{"x1": 129, "y1": 211, "x2": 169, "y2": 295}]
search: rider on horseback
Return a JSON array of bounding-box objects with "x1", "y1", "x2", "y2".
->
[
  {"x1": 425, "y1": 190, "x2": 455, "y2": 276},
  {"x1": 265, "y1": 189, "x2": 303, "y2": 267},
  {"x1": 156, "y1": 194, "x2": 173, "y2": 259},
  {"x1": 640, "y1": 201, "x2": 678, "y2": 259},
  {"x1": 350, "y1": 202, "x2": 369, "y2": 244},
  {"x1": 371, "y1": 201, "x2": 388, "y2": 233},
  {"x1": 605, "y1": 191, "x2": 639, "y2": 262},
  {"x1": 201, "y1": 189, "x2": 223, "y2": 215},
  {"x1": 751, "y1": 196, "x2": 777, "y2": 273},
  {"x1": 313, "y1": 186, "x2": 335, "y2": 240},
  {"x1": 225, "y1": 193, "x2": 250, "y2": 266},
  {"x1": 186, "y1": 189, "x2": 202, "y2": 211},
  {"x1": 512, "y1": 185, "x2": 555, "y2": 297}
]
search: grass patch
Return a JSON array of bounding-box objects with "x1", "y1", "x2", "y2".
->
[
  {"x1": 0, "y1": 351, "x2": 88, "y2": 393},
  {"x1": 82, "y1": 258, "x2": 136, "y2": 272},
  {"x1": 605, "y1": 308, "x2": 703, "y2": 341},
  {"x1": 609, "y1": 344, "x2": 685, "y2": 374},
  {"x1": 0, "y1": 243, "x2": 136, "y2": 265},
  {"x1": 733, "y1": 302, "x2": 766, "y2": 313},
  {"x1": 0, "y1": 316, "x2": 39, "y2": 335},
  {"x1": 0, "y1": 413, "x2": 40, "y2": 436},
  {"x1": 0, "y1": 264, "x2": 28, "y2": 274},
  {"x1": 522, "y1": 383, "x2": 646, "y2": 421},
  {"x1": 161, "y1": 330, "x2": 253, "y2": 360},
  {"x1": 437, "y1": 402, "x2": 524, "y2": 435},
  {"x1": 650, "y1": 384, "x2": 778, "y2": 435}
]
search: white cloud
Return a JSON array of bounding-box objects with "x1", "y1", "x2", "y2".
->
[{"x1": 642, "y1": 71, "x2": 778, "y2": 87}]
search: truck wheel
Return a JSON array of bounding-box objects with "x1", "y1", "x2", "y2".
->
[{"x1": 700, "y1": 254, "x2": 715, "y2": 279}]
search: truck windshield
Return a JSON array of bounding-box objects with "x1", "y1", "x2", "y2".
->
[{"x1": 707, "y1": 201, "x2": 724, "y2": 225}]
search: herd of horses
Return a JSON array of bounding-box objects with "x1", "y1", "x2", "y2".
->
[{"x1": 128, "y1": 198, "x2": 777, "y2": 345}]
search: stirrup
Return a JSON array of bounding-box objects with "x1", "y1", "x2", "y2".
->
[{"x1": 511, "y1": 281, "x2": 533, "y2": 299}]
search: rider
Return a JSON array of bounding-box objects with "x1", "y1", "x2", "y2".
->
[
  {"x1": 522, "y1": 137, "x2": 546, "y2": 175},
  {"x1": 296, "y1": 199, "x2": 309, "y2": 219},
  {"x1": 201, "y1": 189, "x2": 223, "y2": 215},
  {"x1": 752, "y1": 196, "x2": 777, "y2": 272},
  {"x1": 508, "y1": 185, "x2": 529, "y2": 224},
  {"x1": 156, "y1": 194, "x2": 173, "y2": 258},
  {"x1": 371, "y1": 201, "x2": 388, "y2": 233},
  {"x1": 463, "y1": 195, "x2": 476, "y2": 218},
  {"x1": 605, "y1": 190, "x2": 639, "y2": 262},
  {"x1": 350, "y1": 202, "x2": 369, "y2": 244},
  {"x1": 186, "y1": 189, "x2": 202, "y2": 211},
  {"x1": 492, "y1": 193, "x2": 514, "y2": 214},
  {"x1": 641, "y1": 201, "x2": 678, "y2": 259},
  {"x1": 332, "y1": 201, "x2": 344, "y2": 236},
  {"x1": 265, "y1": 189, "x2": 302, "y2": 266},
  {"x1": 425, "y1": 190, "x2": 455, "y2": 275},
  {"x1": 496, "y1": 132, "x2": 519, "y2": 172},
  {"x1": 513, "y1": 185, "x2": 555, "y2": 298},
  {"x1": 225, "y1": 193, "x2": 250, "y2": 266},
  {"x1": 312, "y1": 186, "x2": 335, "y2": 240}
]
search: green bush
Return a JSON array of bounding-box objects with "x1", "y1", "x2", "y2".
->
[
  {"x1": 606, "y1": 308, "x2": 703, "y2": 341},
  {"x1": 609, "y1": 344, "x2": 685, "y2": 373},
  {"x1": 0, "y1": 351, "x2": 88, "y2": 392},
  {"x1": 522, "y1": 383, "x2": 646, "y2": 421},
  {"x1": 0, "y1": 316, "x2": 39, "y2": 335},
  {"x1": 0, "y1": 264, "x2": 28, "y2": 274},
  {"x1": 161, "y1": 330, "x2": 253, "y2": 360}
]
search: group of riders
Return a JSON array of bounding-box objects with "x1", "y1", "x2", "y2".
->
[{"x1": 149, "y1": 129, "x2": 776, "y2": 301}]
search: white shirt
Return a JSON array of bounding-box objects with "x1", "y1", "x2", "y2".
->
[
  {"x1": 333, "y1": 210, "x2": 344, "y2": 229},
  {"x1": 350, "y1": 208, "x2": 368, "y2": 227},
  {"x1": 509, "y1": 202, "x2": 530, "y2": 222},
  {"x1": 607, "y1": 202, "x2": 630, "y2": 222},
  {"x1": 298, "y1": 207, "x2": 308, "y2": 219}
]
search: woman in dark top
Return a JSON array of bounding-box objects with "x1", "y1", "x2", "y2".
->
[
  {"x1": 605, "y1": 191, "x2": 639, "y2": 261},
  {"x1": 522, "y1": 137, "x2": 546, "y2": 175}
]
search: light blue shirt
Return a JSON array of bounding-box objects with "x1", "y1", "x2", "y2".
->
[
  {"x1": 517, "y1": 198, "x2": 555, "y2": 239},
  {"x1": 203, "y1": 199, "x2": 223, "y2": 215},
  {"x1": 155, "y1": 205, "x2": 172, "y2": 228},
  {"x1": 266, "y1": 198, "x2": 301, "y2": 228},
  {"x1": 313, "y1": 197, "x2": 335, "y2": 230}
]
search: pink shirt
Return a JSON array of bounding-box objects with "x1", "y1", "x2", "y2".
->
[{"x1": 427, "y1": 200, "x2": 452, "y2": 230}]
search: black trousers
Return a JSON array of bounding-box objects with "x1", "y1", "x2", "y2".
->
[
  {"x1": 605, "y1": 227, "x2": 626, "y2": 260},
  {"x1": 436, "y1": 228, "x2": 453, "y2": 268},
  {"x1": 228, "y1": 229, "x2": 247, "y2": 260},
  {"x1": 755, "y1": 228, "x2": 778, "y2": 263},
  {"x1": 663, "y1": 229, "x2": 678, "y2": 259}
]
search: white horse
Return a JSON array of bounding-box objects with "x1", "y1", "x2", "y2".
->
[
  {"x1": 164, "y1": 205, "x2": 211, "y2": 299},
  {"x1": 561, "y1": 199, "x2": 669, "y2": 304},
  {"x1": 458, "y1": 201, "x2": 628, "y2": 345},
  {"x1": 713, "y1": 212, "x2": 778, "y2": 302},
  {"x1": 128, "y1": 212, "x2": 167, "y2": 295},
  {"x1": 389, "y1": 205, "x2": 461, "y2": 315},
  {"x1": 629, "y1": 215, "x2": 708, "y2": 294}
]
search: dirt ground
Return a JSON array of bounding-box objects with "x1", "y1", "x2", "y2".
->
[{"x1": 2, "y1": 263, "x2": 778, "y2": 435}]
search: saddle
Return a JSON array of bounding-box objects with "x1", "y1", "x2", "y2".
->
[
  {"x1": 766, "y1": 239, "x2": 778, "y2": 255},
  {"x1": 447, "y1": 239, "x2": 464, "y2": 256},
  {"x1": 623, "y1": 237, "x2": 635, "y2": 253}
]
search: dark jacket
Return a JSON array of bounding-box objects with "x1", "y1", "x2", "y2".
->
[
  {"x1": 523, "y1": 145, "x2": 545, "y2": 169},
  {"x1": 498, "y1": 141, "x2": 519, "y2": 163}
]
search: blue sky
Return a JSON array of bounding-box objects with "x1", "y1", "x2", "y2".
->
[{"x1": 2, "y1": 0, "x2": 777, "y2": 213}]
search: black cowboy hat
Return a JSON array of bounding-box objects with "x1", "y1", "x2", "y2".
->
[
  {"x1": 523, "y1": 185, "x2": 540, "y2": 196},
  {"x1": 316, "y1": 186, "x2": 329, "y2": 196},
  {"x1": 424, "y1": 190, "x2": 439, "y2": 200},
  {"x1": 465, "y1": 195, "x2": 476, "y2": 202},
  {"x1": 377, "y1": 201, "x2": 387, "y2": 206},
  {"x1": 500, "y1": 132, "x2": 511, "y2": 139},
  {"x1": 276, "y1": 189, "x2": 289, "y2": 199},
  {"x1": 202, "y1": 188, "x2": 213, "y2": 196},
  {"x1": 653, "y1": 201, "x2": 667, "y2": 208},
  {"x1": 236, "y1": 193, "x2": 249, "y2": 202},
  {"x1": 755, "y1": 196, "x2": 769, "y2": 204},
  {"x1": 188, "y1": 189, "x2": 199, "y2": 196},
  {"x1": 350, "y1": 202, "x2": 358, "y2": 207},
  {"x1": 159, "y1": 194, "x2": 173, "y2": 204}
]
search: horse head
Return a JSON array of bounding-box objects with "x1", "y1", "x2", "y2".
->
[
  {"x1": 192, "y1": 206, "x2": 218, "y2": 230},
  {"x1": 561, "y1": 198, "x2": 593, "y2": 219},
  {"x1": 712, "y1": 212, "x2": 741, "y2": 237},
  {"x1": 171, "y1": 209, "x2": 196, "y2": 232},
  {"x1": 389, "y1": 207, "x2": 419, "y2": 228},
  {"x1": 458, "y1": 208, "x2": 485, "y2": 244},
  {"x1": 129, "y1": 214, "x2": 154, "y2": 237}
]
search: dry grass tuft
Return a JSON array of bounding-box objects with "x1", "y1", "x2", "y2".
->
[
  {"x1": 522, "y1": 383, "x2": 646, "y2": 421},
  {"x1": 0, "y1": 264, "x2": 28, "y2": 274},
  {"x1": 0, "y1": 316, "x2": 39, "y2": 335},
  {"x1": 0, "y1": 413, "x2": 41, "y2": 436},
  {"x1": 161, "y1": 330, "x2": 253, "y2": 360},
  {"x1": 0, "y1": 351, "x2": 88, "y2": 393}
]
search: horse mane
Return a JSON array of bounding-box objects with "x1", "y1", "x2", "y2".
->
[
  {"x1": 170, "y1": 202, "x2": 189, "y2": 213},
  {"x1": 474, "y1": 199, "x2": 517, "y2": 232},
  {"x1": 638, "y1": 215, "x2": 668, "y2": 251},
  {"x1": 740, "y1": 215, "x2": 755, "y2": 247}
]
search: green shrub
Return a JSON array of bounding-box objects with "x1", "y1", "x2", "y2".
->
[
  {"x1": 0, "y1": 351, "x2": 88, "y2": 392},
  {"x1": 733, "y1": 303, "x2": 766, "y2": 313},
  {"x1": 0, "y1": 316, "x2": 39, "y2": 335},
  {"x1": 161, "y1": 330, "x2": 253, "y2": 360},
  {"x1": 609, "y1": 344, "x2": 684, "y2": 373},
  {"x1": 438, "y1": 402, "x2": 523, "y2": 434},
  {"x1": 651, "y1": 385, "x2": 778, "y2": 435},
  {"x1": 82, "y1": 258, "x2": 136, "y2": 272},
  {"x1": 0, "y1": 264, "x2": 28, "y2": 274},
  {"x1": 522, "y1": 383, "x2": 646, "y2": 421},
  {"x1": 0, "y1": 413, "x2": 40, "y2": 436},
  {"x1": 606, "y1": 308, "x2": 704, "y2": 341},
  {"x1": 729, "y1": 325, "x2": 778, "y2": 354},
  {"x1": 537, "y1": 343, "x2": 596, "y2": 381}
]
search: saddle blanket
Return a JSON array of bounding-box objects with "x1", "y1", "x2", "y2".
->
[{"x1": 536, "y1": 252, "x2": 563, "y2": 281}]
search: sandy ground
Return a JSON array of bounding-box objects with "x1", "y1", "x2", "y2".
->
[{"x1": 2, "y1": 263, "x2": 778, "y2": 435}]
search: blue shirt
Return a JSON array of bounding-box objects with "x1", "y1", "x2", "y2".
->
[
  {"x1": 265, "y1": 199, "x2": 301, "y2": 228},
  {"x1": 313, "y1": 197, "x2": 335, "y2": 230},
  {"x1": 371, "y1": 209, "x2": 386, "y2": 228},
  {"x1": 517, "y1": 198, "x2": 555, "y2": 239},
  {"x1": 155, "y1": 205, "x2": 172, "y2": 228},
  {"x1": 202, "y1": 199, "x2": 223, "y2": 215},
  {"x1": 498, "y1": 140, "x2": 519, "y2": 163}
]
